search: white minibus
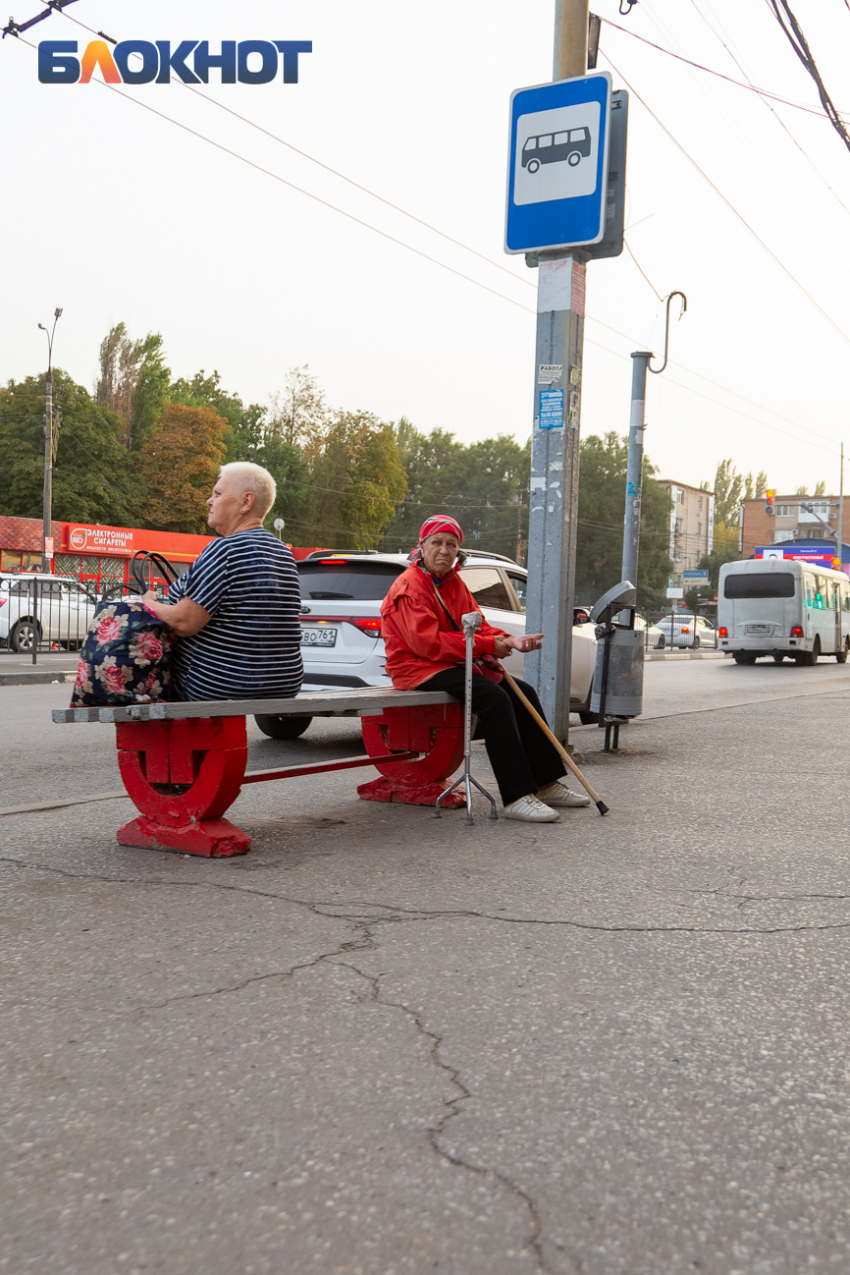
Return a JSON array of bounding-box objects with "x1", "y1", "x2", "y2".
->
[{"x1": 717, "y1": 558, "x2": 850, "y2": 665}]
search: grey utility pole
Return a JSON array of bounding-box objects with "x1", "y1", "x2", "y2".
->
[
  {"x1": 621, "y1": 352, "x2": 651, "y2": 588},
  {"x1": 38, "y1": 307, "x2": 63, "y2": 567},
  {"x1": 621, "y1": 292, "x2": 687, "y2": 589},
  {"x1": 524, "y1": 0, "x2": 589, "y2": 744}
]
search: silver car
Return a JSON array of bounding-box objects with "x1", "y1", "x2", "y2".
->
[
  {"x1": 0, "y1": 573, "x2": 97, "y2": 653},
  {"x1": 654, "y1": 614, "x2": 717, "y2": 650},
  {"x1": 255, "y1": 552, "x2": 598, "y2": 738}
]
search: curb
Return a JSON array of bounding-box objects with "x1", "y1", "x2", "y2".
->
[
  {"x1": 0, "y1": 670, "x2": 77, "y2": 686},
  {"x1": 644, "y1": 650, "x2": 727, "y2": 662}
]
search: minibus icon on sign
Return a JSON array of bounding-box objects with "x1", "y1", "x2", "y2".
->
[
  {"x1": 522, "y1": 127, "x2": 591, "y2": 173},
  {"x1": 513, "y1": 102, "x2": 600, "y2": 207}
]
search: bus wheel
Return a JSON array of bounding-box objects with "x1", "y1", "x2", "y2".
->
[
  {"x1": 796, "y1": 641, "x2": 818, "y2": 667},
  {"x1": 527, "y1": 159, "x2": 540, "y2": 174},
  {"x1": 568, "y1": 151, "x2": 581, "y2": 166},
  {"x1": 773, "y1": 653, "x2": 785, "y2": 664},
  {"x1": 733, "y1": 652, "x2": 757, "y2": 665},
  {"x1": 837, "y1": 639, "x2": 849, "y2": 664}
]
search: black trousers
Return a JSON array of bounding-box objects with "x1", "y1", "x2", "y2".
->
[{"x1": 419, "y1": 668, "x2": 566, "y2": 806}]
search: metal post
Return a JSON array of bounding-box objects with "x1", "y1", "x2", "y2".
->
[
  {"x1": 38, "y1": 308, "x2": 62, "y2": 570},
  {"x1": 621, "y1": 352, "x2": 651, "y2": 586},
  {"x1": 434, "y1": 612, "x2": 497, "y2": 823},
  {"x1": 839, "y1": 442, "x2": 845, "y2": 574},
  {"x1": 525, "y1": 0, "x2": 589, "y2": 745},
  {"x1": 42, "y1": 366, "x2": 52, "y2": 566},
  {"x1": 31, "y1": 577, "x2": 38, "y2": 665}
]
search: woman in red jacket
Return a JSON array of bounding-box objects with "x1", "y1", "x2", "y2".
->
[{"x1": 381, "y1": 516, "x2": 590, "y2": 823}]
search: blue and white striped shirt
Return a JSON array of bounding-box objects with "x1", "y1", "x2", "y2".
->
[{"x1": 167, "y1": 529, "x2": 303, "y2": 702}]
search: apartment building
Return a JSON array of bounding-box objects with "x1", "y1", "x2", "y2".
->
[{"x1": 657, "y1": 480, "x2": 714, "y2": 587}]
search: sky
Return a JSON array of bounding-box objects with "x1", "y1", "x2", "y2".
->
[{"x1": 2, "y1": 0, "x2": 850, "y2": 499}]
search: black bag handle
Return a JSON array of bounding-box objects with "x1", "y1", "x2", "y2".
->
[{"x1": 130, "y1": 551, "x2": 179, "y2": 596}]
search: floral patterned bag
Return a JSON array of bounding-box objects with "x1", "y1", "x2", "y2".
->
[{"x1": 70, "y1": 600, "x2": 174, "y2": 707}]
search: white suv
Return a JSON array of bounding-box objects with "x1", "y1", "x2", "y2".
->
[
  {"x1": 0, "y1": 573, "x2": 97, "y2": 653},
  {"x1": 254, "y1": 551, "x2": 598, "y2": 739}
]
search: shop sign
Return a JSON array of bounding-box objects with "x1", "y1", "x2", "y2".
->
[{"x1": 67, "y1": 525, "x2": 135, "y2": 556}]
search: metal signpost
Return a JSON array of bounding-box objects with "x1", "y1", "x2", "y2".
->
[{"x1": 506, "y1": 68, "x2": 613, "y2": 741}]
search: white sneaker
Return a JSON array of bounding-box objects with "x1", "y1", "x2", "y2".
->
[
  {"x1": 503, "y1": 794, "x2": 560, "y2": 823},
  {"x1": 537, "y1": 781, "x2": 591, "y2": 808}
]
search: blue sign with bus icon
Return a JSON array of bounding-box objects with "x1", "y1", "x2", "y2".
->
[{"x1": 505, "y1": 72, "x2": 612, "y2": 254}]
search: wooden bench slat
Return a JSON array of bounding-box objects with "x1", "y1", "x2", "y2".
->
[{"x1": 52, "y1": 687, "x2": 453, "y2": 725}]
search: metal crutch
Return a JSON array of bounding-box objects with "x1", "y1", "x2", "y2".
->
[{"x1": 434, "y1": 612, "x2": 498, "y2": 824}]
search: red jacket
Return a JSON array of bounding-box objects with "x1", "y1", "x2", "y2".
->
[{"x1": 380, "y1": 565, "x2": 508, "y2": 690}]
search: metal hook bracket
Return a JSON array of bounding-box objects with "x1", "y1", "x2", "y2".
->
[
  {"x1": 649, "y1": 290, "x2": 687, "y2": 376},
  {"x1": 619, "y1": 0, "x2": 639, "y2": 14}
]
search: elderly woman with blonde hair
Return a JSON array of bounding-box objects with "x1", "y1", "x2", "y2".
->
[{"x1": 142, "y1": 462, "x2": 302, "y2": 702}]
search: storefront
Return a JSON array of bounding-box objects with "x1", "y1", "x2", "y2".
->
[
  {"x1": 0, "y1": 515, "x2": 216, "y2": 586},
  {"x1": 0, "y1": 514, "x2": 325, "y2": 585},
  {"x1": 55, "y1": 522, "x2": 218, "y2": 589}
]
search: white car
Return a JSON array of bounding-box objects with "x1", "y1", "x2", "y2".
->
[
  {"x1": 255, "y1": 552, "x2": 598, "y2": 738},
  {"x1": 0, "y1": 572, "x2": 97, "y2": 653},
  {"x1": 654, "y1": 614, "x2": 717, "y2": 650},
  {"x1": 634, "y1": 615, "x2": 667, "y2": 649}
]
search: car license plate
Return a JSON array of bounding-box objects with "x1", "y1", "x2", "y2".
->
[
  {"x1": 301, "y1": 626, "x2": 337, "y2": 648},
  {"x1": 745, "y1": 624, "x2": 771, "y2": 635}
]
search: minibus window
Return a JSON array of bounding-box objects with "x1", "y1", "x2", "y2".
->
[{"x1": 723, "y1": 572, "x2": 795, "y2": 599}]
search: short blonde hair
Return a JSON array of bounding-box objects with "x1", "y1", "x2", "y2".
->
[{"x1": 219, "y1": 462, "x2": 276, "y2": 520}]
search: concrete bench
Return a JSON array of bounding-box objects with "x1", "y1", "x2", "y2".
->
[{"x1": 53, "y1": 688, "x2": 464, "y2": 858}]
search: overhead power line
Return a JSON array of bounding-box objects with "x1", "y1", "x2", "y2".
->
[
  {"x1": 602, "y1": 49, "x2": 850, "y2": 353},
  {"x1": 5, "y1": 32, "x2": 843, "y2": 461},
  {"x1": 21, "y1": 3, "x2": 849, "y2": 454},
  {"x1": 766, "y1": 0, "x2": 850, "y2": 156},
  {"x1": 600, "y1": 14, "x2": 850, "y2": 120},
  {"x1": 688, "y1": 0, "x2": 850, "y2": 224},
  {"x1": 38, "y1": 0, "x2": 534, "y2": 297}
]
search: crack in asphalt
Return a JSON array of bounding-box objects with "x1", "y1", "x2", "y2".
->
[
  {"x1": 2, "y1": 856, "x2": 850, "y2": 935},
  {"x1": 327, "y1": 953, "x2": 552, "y2": 1273},
  {"x1": 52, "y1": 911, "x2": 553, "y2": 1271}
]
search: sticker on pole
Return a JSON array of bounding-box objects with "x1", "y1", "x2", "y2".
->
[
  {"x1": 538, "y1": 389, "x2": 564, "y2": 430},
  {"x1": 505, "y1": 72, "x2": 612, "y2": 254}
]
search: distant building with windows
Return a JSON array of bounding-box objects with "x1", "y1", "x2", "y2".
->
[
  {"x1": 656, "y1": 481, "x2": 714, "y2": 588},
  {"x1": 741, "y1": 495, "x2": 850, "y2": 573}
]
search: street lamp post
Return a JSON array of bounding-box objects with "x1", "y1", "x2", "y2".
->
[{"x1": 37, "y1": 308, "x2": 63, "y2": 567}]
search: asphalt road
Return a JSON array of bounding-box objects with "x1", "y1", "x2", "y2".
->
[{"x1": 3, "y1": 660, "x2": 850, "y2": 1274}]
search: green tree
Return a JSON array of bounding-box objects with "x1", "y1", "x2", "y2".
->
[
  {"x1": 168, "y1": 369, "x2": 314, "y2": 539},
  {"x1": 267, "y1": 365, "x2": 329, "y2": 450},
  {"x1": 130, "y1": 333, "x2": 171, "y2": 452},
  {"x1": 96, "y1": 321, "x2": 144, "y2": 447},
  {"x1": 575, "y1": 432, "x2": 672, "y2": 608},
  {"x1": 305, "y1": 411, "x2": 408, "y2": 550},
  {"x1": 169, "y1": 368, "x2": 266, "y2": 459},
  {"x1": 382, "y1": 422, "x2": 530, "y2": 560},
  {"x1": 710, "y1": 459, "x2": 751, "y2": 526},
  {"x1": 138, "y1": 403, "x2": 227, "y2": 533},
  {"x1": 697, "y1": 542, "x2": 741, "y2": 591},
  {"x1": 0, "y1": 370, "x2": 142, "y2": 525},
  {"x1": 94, "y1": 323, "x2": 170, "y2": 452}
]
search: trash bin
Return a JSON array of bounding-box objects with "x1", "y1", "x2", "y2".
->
[{"x1": 589, "y1": 581, "x2": 644, "y2": 748}]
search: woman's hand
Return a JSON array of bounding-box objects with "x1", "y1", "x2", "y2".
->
[
  {"x1": 492, "y1": 632, "x2": 544, "y2": 658},
  {"x1": 141, "y1": 589, "x2": 159, "y2": 608}
]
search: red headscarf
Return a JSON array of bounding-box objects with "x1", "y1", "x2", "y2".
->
[{"x1": 418, "y1": 515, "x2": 463, "y2": 546}]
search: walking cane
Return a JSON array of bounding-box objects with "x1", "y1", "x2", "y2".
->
[
  {"x1": 501, "y1": 668, "x2": 610, "y2": 816},
  {"x1": 434, "y1": 612, "x2": 498, "y2": 824}
]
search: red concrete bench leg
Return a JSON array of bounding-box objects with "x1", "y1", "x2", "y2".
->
[
  {"x1": 359, "y1": 703, "x2": 466, "y2": 808},
  {"x1": 115, "y1": 717, "x2": 251, "y2": 857}
]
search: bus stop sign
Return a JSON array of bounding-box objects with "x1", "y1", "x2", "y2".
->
[{"x1": 505, "y1": 72, "x2": 612, "y2": 255}]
